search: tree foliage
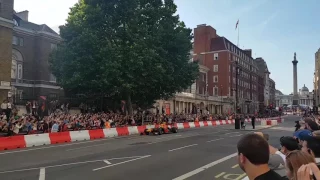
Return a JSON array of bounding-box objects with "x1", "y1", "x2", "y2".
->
[{"x1": 50, "y1": 0, "x2": 199, "y2": 113}]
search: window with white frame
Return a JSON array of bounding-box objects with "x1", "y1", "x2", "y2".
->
[
  {"x1": 213, "y1": 53, "x2": 218, "y2": 60},
  {"x1": 213, "y1": 86, "x2": 219, "y2": 96},
  {"x1": 11, "y1": 49, "x2": 23, "y2": 80},
  {"x1": 213, "y1": 65, "x2": 218, "y2": 72},
  {"x1": 233, "y1": 77, "x2": 236, "y2": 84},
  {"x1": 17, "y1": 64, "x2": 22, "y2": 79},
  {"x1": 12, "y1": 36, "x2": 23, "y2": 46},
  {"x1": 18, "y1": 90, "x2": 23, "y2": 100},
  {"x1": 229, "y1": 76, "x2": 230, "y2": 83},
  {"x1": 12, "y1": 36, "x2": 19, "y2": 45},
  {"x1": 213, "y1": 75, "x2": 218, "y2": 83}
]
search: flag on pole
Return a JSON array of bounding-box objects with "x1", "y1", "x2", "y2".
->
[{"x1": 235, "y1": 19, "x2": 239, "y2": 30}]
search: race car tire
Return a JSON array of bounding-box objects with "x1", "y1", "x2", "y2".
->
[
  {"x1": 171, "y1": 127, "x2": 178, "y2": 133},
  {"x1": 158, "y1": 128, "x2": 163, "y2": 135},
  {"x1": 144, "y1": 129, "x2": 149, "y2": 135}
]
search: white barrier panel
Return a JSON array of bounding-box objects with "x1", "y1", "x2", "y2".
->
[
  {"x1": 103, "y1": 128, "x2": 118, "y2": 137},
  {"x1": 221, "y1": 120, "x2": 226, "y2": 125},
  {"x1": 176, "y1": 123, "x2": 185, "y2": 129},
  {"x1": 25, "y1": 133, "x2": 51, "y2": 147},
  {"x1": 146, "y1": 125, "x2": 155, "y2": 129},
  {"x1": 69, "y1": 130, "x2": 90, "y2": 142},
  {"x1": 216, "y1": 121, "x2": 221, "y2": 126},
  {"x1": 207, "y1": 121, "x2": 213, "y2": 126},
  {"x1": 127, "y1": 126, "x2": 139, "y2": 135},
  {"x1": 260, "y1": 120, "x2": 267, "y2": 126},
  {"x1": 271, "y1": 120, "x2": 278, "y2": 126},
  {"x1": 199, "y1": 121, "x2": 205, "y2": 127},
  {"x1": 188, "y1": 122, "x2": 196, "y2": 128}
]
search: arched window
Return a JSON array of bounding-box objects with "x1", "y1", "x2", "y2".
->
[{"x1": 11, "y1": 49, "x2": 23, "y2": 80}]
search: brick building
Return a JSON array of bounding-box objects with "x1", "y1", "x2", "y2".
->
[
  {"x1": 0, "y1": 1, "x2": 63, "y2": 105},
  {"x1": 192, "y1": 24, "x2": 260, "y2": 113}
]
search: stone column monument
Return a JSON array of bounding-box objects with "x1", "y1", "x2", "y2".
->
[{"x1": 292, "y1": 52, "x2": 299, "y2": 105}]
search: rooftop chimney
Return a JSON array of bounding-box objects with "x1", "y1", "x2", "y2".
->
[
  {"x1": 16, "y1": 10, "x2": 29, "y2": 21},
  {"x1": 243, "y1": 49, "x2": 252, "y2": 57}
]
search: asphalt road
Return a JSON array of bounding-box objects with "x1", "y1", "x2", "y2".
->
[{"x1": 0, "y1": 115, "x2": 299, "y2": 180}]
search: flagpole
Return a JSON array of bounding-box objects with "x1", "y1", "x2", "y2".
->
[{"x1": 237, "y1": 21, "x2": 239, "y2": 47}]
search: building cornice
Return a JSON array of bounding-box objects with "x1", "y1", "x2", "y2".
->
[
  {"x1": 13, "y1": 26, "x2": 62, "y2": 41},
  {"x1": 12, "y1": 82, "x2": 62, "y2": 90},
  {"x1": 0, "y1": 17, "x2": 14, "y2": 29}
]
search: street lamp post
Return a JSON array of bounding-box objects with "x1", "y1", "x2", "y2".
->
[{"x1": 220, "y1": 85, "x2": 223, "y2": 114}]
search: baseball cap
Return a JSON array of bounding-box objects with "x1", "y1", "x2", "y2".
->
[
  {"x1": 280, "y1": 136, "x2": 299, "y2": 151},
  {"x1": 293, "y1": 129, "x2": 313, "y2": 141}
]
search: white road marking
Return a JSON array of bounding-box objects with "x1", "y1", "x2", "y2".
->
[
  {"x1": 103, "y1": 160, "x2": 112, "y2": 164},
  {"x1": 224, "y1": 132, "x2": 240, "y2": 135},
  {"x1": 39, "y1": 168, "x2": 45, "y2": 180},
  {"x1": 229, "y1": 134, "x2": 243, "y2": 137},
  {"x1": 172, "y1": 153, "x2": 238, "y2": 180},
  {"x1": 147, "y1": 131, "x2": 226, "y2": 145},
  {"x1": 168, "y1": 144, "x2": 198, "y2": 152},
  {"x1": 207, "y1": 138, "x2": 224, "y2": 143},
  {"x1": 93, "y1": 155, "x2": 151, "y2": 171},
  {"x1": 0, "y1": 155, "x2": 147, "y2": 174}
]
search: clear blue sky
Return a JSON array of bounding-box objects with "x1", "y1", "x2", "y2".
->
[{"x1": 15, "y1": 0, "x2": 320, "y2": 95}]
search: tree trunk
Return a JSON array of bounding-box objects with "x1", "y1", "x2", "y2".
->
[{"x1": 127, "y1": 93, "x2": 133, "y2": 115}]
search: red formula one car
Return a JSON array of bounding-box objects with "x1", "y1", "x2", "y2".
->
[{"x1": 141, "y1": 123, "x2": 178, "y2": 135}]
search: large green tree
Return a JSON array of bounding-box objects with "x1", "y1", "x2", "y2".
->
[{"x1": 50, "y1": 0, "x2": 199, "y2": 113}]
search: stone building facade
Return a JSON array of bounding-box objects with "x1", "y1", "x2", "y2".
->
[
  {"x1": 0, "y1": 1, "x2": 63, "y2": 105},
  {"x1": 255, "y1": 57, "x2": 276, "y2": 108},
  {"x1": 275, "y1": 85, "x2": 313, "y2": 107}
]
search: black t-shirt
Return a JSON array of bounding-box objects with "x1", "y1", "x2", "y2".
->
[{"x1": 255, "y1": 170, "x2": 283, "y2": 180}]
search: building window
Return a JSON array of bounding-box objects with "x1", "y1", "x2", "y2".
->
[
  {"x1": 49, "y1": 93, "x2": 58, "y2": 99},
  {"x1": 18, "y1": 90, "x2": 23, "y2": 100},
  {"x1": 233, "y1": 77, "x2": 236, "y2": 84},
  {"x1": 19, "y1": 38, "x2": 24, "y2": 46},
  {"x1": 213, "y1": 65, "x2": 218, "y2": 72},
  {"x1": 17, "y1": 64, "x2": 23, "y2": 79},
  {"x1": 213, "y1": 86, "x2": 219, "y2": 96},
  {"x1": 11, "y1": 49, "x2": 23, "y2": 80},
  {"x1": 12, "y1": 36, "x2": 19, "y2": 45},
  {"x1": 12, "y1": 36, "x2": 23, "y2": 46},
  {"x1": 213, "y1": 75, "x2": 218, "y2": 83},
  {"x1": 50, "y1": 74, "x2": 57, "y2": 83},
  {"x1": 214, "y1": 53, "x2": 218, "y2": 60},
  {"x1": 11, "y1": 60, "x2": 17, "y2": 79}
]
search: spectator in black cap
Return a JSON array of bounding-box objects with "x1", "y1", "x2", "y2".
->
[
  {"x1": 301, "y1": 136, "x2": 320, "y2": 166},
  {"x1": 267, "y1": 136, "x2": 300, "y2": 177}
]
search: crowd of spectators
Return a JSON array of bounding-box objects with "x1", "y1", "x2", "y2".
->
[
  {"x1": 238, "y1": 114, "x2": 320, "y2": 180},
  {"x1": 0, "y1": 99, "x2": 281, "y2": 137}
]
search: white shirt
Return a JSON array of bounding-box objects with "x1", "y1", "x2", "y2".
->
[
  {"x1": 0, "y1": 103, "x2": 7, "y2": 110},
  {"x1": 275, "y1": 151, "x2": 286, "y2": 163}
]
